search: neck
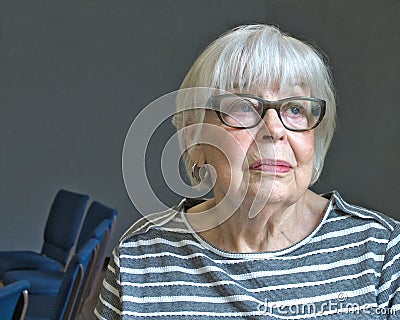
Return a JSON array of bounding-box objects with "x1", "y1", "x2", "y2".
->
[{"x1": 190, "y1": 189, "x2": 328, "y2": 253}]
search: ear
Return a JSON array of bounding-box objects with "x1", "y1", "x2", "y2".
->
[
  {"x1": 187, "y1": 144, "x2": 206, "y2": 167},
  {"x1": 182, "y1": 123, "x2": 206, "y2": 166}
]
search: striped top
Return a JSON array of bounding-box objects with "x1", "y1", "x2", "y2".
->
[{"x1": 95, "y1": 191, "x2": 400, "y2": 319}]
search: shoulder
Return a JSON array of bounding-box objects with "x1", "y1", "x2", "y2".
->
[
  {"x1": 118, "y1": 199, "x2": 194, "y2": 246},
  {"x1": 325, "y1": 190, "x2": 399, "y2": 233}
]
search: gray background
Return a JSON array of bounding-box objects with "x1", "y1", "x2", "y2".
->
[{"x1": 1, "y1": 0, "x2": 399, "y2": 255}]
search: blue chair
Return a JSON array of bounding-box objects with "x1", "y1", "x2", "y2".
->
[
  {"x1": 75, "y1": 201, "x2": 117, "y2": 251},
  {"x1": 3, "y1": 238, "x2": 99, "y2": 320},
  {"x1": 0, "y1": 190, "x2": 89, "y2": 278},
  {"x1": 61, "y1": 201, "x2": 117, "y2": 319},
  {"x1": 2, "y1": 200, "x2": 117, "y2": 320},
  {"x1": 70, "y1": 219, "x2": 117, "y2": 319},
  {"x1": 0, "y1": 280, "x2": 30, "y2": 320}
]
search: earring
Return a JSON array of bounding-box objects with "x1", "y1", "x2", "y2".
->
[
  {"x1": 191, "y1": 163, "x2": 201, "y2": 182},
  {"x1": 310, "y1": 166, "x2": 320, "y2": 185},
  {"x1": 191, "y1": 163, "x2": 209, "y2": 183}
]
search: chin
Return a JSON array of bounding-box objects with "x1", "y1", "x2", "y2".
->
[
  {"x1": 242, "y1": 180, "x2": 276, "y2": 202},
  {"x1": 247, "y1": 179, "x2": 296, "y2": 205}
]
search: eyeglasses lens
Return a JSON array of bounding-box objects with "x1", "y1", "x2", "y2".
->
[{"x1": 218, "y1": 96, "x2": 322, "y2": 130}]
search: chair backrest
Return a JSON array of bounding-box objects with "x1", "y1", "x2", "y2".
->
[
  {"x1": 69, "y1": 201, "x2": 118, "y2": 319},
  {"x1": 92, "y1": 215, "x2": 117, "y2": 272},
  {"x1": 70, "y1": 216, "x2": 117, "y2": 319},
  {"x1": 76, "y1": 201, "x2": 117, "y2": 251},
  {"x1": 41, "y1": 189, "x2": 89, "y2": 266},
  {"x1": 51, "y1": 238, "x2": 99, "y2": 320},
  {"x1": 0, "y1": 280, "x2": 30, "y2": 320}
]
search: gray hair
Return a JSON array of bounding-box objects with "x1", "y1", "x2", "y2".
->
[{"x1": 172, "y1": 24, "x2": 336, "y2": 185}]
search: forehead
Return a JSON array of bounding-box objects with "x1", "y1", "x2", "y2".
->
[{"x1": 231, "y1": 83, "x2": 310, "y2": 98}]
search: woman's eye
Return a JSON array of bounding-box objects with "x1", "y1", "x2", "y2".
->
[
  {"x1": 289, "y1": 106, "x2": 301, "y2": 114},
  {"x1": 230, "y1": 99, "x2": 259, "y2": 114},
  {"x1": 236, "y1": 104, "x2": 251, "y2": 113},
  {"x1": 284, "y1": 103, "x2": 305, "y2": 116}
]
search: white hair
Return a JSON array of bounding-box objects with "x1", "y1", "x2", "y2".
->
[{"x1": 172, "y1": 24, "x2": 336, "y2": 185}]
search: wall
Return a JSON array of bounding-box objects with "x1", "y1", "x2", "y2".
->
[{"x1": 1, "y1": 0, "x2": 399, "y2": 254}]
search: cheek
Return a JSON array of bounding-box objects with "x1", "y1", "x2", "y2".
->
[
  {"x1": 227, "y1": 134, "x2": 253, "y2": 167},
  {"x1": 291, "y1": 133, "x2": 315, "y2": 165},
  {"x1": 202, "y1": 128, "x2": 251, "y2": 169}
]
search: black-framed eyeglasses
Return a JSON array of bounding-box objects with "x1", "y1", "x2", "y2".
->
[{"x1": 209, "y1": 94, "x2": 326, "y2": 132}]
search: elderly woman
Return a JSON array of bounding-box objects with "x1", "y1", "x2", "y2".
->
[{"x1": 95, "y1": 25, "x2": 400, "y2": 319}]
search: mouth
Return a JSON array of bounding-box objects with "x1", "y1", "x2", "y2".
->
[{"x1": 249, "y1": 158, "x2": 292, "y2": 174}]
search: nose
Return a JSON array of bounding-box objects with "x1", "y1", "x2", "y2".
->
[{"x1": 255, "y1": 109, "x2": 287, "y2": 142}]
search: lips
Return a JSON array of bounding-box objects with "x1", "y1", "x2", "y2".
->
[{"x1": 249, "y1": 159, "x2": 292, "y2": 173}]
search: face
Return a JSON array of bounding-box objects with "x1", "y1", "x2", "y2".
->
[{"x1": 191, "y1": 85, "x2": 315, "y2": 212}]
